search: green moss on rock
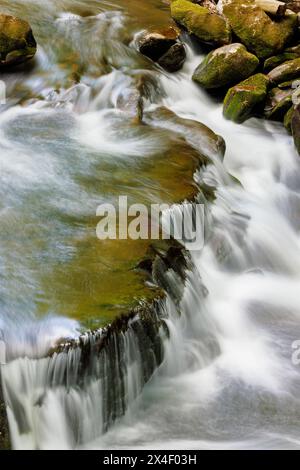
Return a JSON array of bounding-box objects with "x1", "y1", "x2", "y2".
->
[
  {"x1": 223, "y1": 73, "x2": 269, "y2": 123},
  {"x1": 0, "y1": 14, "x2": 36, "y2": 67},
  {"x1": 192, "y1": 43, "x2": 259, "y2": 89},
  {"x1": 264, "y1": 52, "x2": 300, "y2": 73},
  {"x1": 268, "y1": 58, "x2": 300, "y2": 84},
  {"x1": 223, "y1": 0, "x2": 297, "y2": 59},
  {"x1": 171, "y1": 0, "x2": 231, "y2": 46}
]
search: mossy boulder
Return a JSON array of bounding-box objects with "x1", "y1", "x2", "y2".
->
[
  {"x1": 268, "y1": 58, "x2": 300, "y2": 84},
  {"x1": 223, "y1": 0, "x2": 297, "y2": 59},
  {"x1": 223, "y1": 73, "x2": 269, "y2": 123},
  {"x1": 0, "y1": 14, "x2": 37, "y2": 67},
  {"x1": 171, "y1": 0, "x2": 231, "y2": 46},
  {"x1": 192, "y1": 43, "x2": 259, "y2": 89},
  {"x1": 264, "y1": 51, "x2": 300, "y2": 73}
]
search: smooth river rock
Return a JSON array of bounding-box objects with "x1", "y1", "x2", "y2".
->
[
  {"x1": 192, "y1": 43, "x2": 259, "y2": 89},
  {"x1": 223, "y1": 0, "x2": 297, "y2": 59},
  {"x1": 171, "y1": 0, "x2": 231, "y2": 46},
  {"x1": 0, "y1": 14, "x2": 37, "y2": 67},
  {"x1": 223, "y1": 73, "x2": 270, "y2": 123}
]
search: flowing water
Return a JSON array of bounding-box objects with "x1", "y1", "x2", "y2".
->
[{"x1": 1, "y1": 0, "x2": 300, "y2": 450}]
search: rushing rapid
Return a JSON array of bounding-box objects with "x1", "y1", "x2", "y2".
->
[{"x1": 1, "y1": 0, "x2": 300, "y2": 450}]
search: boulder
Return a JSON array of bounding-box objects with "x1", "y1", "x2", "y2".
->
[
  {"x1": 192, "y1": 43, "x2": 259, "y2": 89},
  {"x1": 137, "y1": 27, "x2": 179, "y2": 62},
  {"x1": 223, "y1": 73, "x2": 269, "y2": 123},
  {"x1": 291, "y1": 104, "x2": 300, "y2": 154},
  {"x1": 264, "y1": 51, "x2": 300, "y2": 72},
  {"x1": 268, "y1": 58, "x2": 300, "y2": 84},
  {"x1": 284, "y1": 105, "x2": 294, "y2": 133},
  {"x1": 171, "y1": 0, "x2": 231, "y2": 46},
  {"x1": 264, "y1": 86, "x2": 293, "y2": 120},
  {"x1": 158, "y1": 43, "x2": 186, "y2": 72},
  {"x1": 223, "y1": 0, "x2": 297, "y2": 59},
  {"x1": 0, "y1": 14, "x2": 36, "y2": 67}
]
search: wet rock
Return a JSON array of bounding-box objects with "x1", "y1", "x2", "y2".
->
[
  {"x1": 268, "y1": 57, "x2": 300, "y2": 84},
  {"x1": 137, "y1": 27, "x2": 186, "y2": 72},
  {"x1": 194, "y1": 0, "x2": 219, "y2": 14},
  {"x1": 192, "y1": 43, "x2": 259, "y2": 89},
  {"x1": 291, "y1": 103, "x2": 300, "y2": 154},
  {"x1": 0, "y1": 380, "x2": 9, "y2": 450},
  {"x1": 0, "y1": 14, "x2": 37, "y2": 67},
  {"x1": 223, "y1": 73, "x2": 270, "y2": 123},
  {"x1": 137, "y1": 27, "x2": 179, "y2": 62},
  {"x1": 223, "y1": 0, "x2": 297, "y2": 59},
  {"x1": 116, "y1": 73, "x2": 158, "y2": 121},
  {"x1": 171, "y1": 0, "x2": 231, "y2": 46},
  {"x1": 264, "y1": 85, "x2": 293, "y2": 119},
  {"x1": 284, "y1": 104, "x2": 294, "y2": 132},
  {"x1": 285, "y1": 1, "x2": 300, "y2": 13},
  {"x1": 158, "y1": 43, "x2": 186, "y2": 72},
  {"x1": 144, "y1": 106, "x2": 226, "y2": 160},
  {"x1": 264, "y1": 50, "x2": 300, "y2": 72}
]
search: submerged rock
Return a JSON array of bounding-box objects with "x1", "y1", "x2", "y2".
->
[
  {"x1": 144, "y1": 106, "x2": 226, "y2": 161},
  {"x1": 0, "y1": 14, "x2": 37, "y2": 67},
  {"x1": 291, "y1": 104, "x2": 300, "y2": 154},
  {"x1": 137, "y1": 27, "x2": 179, "y2": 62},
  {"x1": 223, "y1": 0, "x2": 297, "y2": 59},
  {"x1": 268, "y1": 58, "x2": 300, "y2": 84},
  {"x1": 223, "y1": 73, "x2": 269, "y2": 123},
  {"x1": 192, "y1": 43, "x2": 259, "y2": 89},
  {"x1": 171, "y1": 0, "x2": 231, "y2": 46},
  {"x1": 158, "y1": 42, "x2": 186, "y2": 72}
]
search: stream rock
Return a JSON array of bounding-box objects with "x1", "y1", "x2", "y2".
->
[
  {"x1": 137, "y1": 27, "x2": 186, "y2": 72},
  {"x1": 268, "y1": 58, "x2": 300, "y2": 84},
  {"x1": 223, "y1": 0, "x2": 297, "y2": 59},
  {"x1": 284, "y1": 105, "x2": 294, "y2": 132},
  {"x1": 223, "y1": 73, "x2": 270, "y2": 123},
  {"x1": 158, "y1": 43, "x2": 186, "y2": 72},
  {"x1": 137, "y1": 27, "x2": 179, "y2": 61},
  {"x1": 0, "y1": 380, "x2": 9, "y2": 450},
  {"x1": 264, "y1": 48, "x2": 300, "y2": 72},
  {"x1": 171, "y1": 0, "x2": 231, "y2": 46},
  {"x1": 0, "y1": 14, "x2": 37, "y2": 67},
  {"x1": 264, "y1": 85, "x2": 293, "y2": 120},
  {"x1": 145, "y1": 106, "x2": 226, "y2": 161},
  {"x1": 291, "y1": 103, "x2": 300, "y2": 154},
  {"x1": 192, "y1": 43, "x2": 259, "y2": 89}
]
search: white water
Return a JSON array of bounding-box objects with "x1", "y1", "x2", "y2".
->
[
  {"x1": 77, "y1": 46, "x2": 300, "y2": 450},
  {"x1": 1, "y1": 5, "x2": 300, "y2": 450}
]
